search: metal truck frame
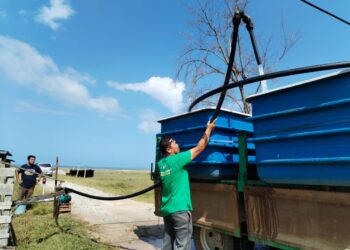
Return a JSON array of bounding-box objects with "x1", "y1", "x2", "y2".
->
[{"x1": 154, "y1": 131, "x2": 350, "y2": 250}]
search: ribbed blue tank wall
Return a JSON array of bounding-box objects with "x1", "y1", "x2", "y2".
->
[
  {"x1": 158, "y1": 108, "x2": 255, "y2": 180},
  {"x1": 247, "y1": 70, "x2": 350, "y2": 186}
]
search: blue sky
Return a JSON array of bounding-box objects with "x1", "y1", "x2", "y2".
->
[{"x1": 1, "y1": 0, "x2": 349, "y2": 168}]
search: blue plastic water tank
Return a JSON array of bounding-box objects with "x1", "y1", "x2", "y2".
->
[
  {"x1": 158, "y1": 108, "x2": 255, "y2": 180},
  {"x1": 247, "y1": 70, "x2": 350, "y2": 186}
]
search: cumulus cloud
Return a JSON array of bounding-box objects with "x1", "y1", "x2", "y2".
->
[
  {"x1": 36, "y1": 0, "x2": 75, "y2": 30},
  {"x1": 107, "y1": 77, "x2": 185, "y2": 113},
  {"x1": 0, "y1": 10, "x2": 7, "y2": 19},
  {"x1": 0, "y1": 36, "x2": 119, "y2": 114},
  {"x1": 138, "y1": 109, "x2": 161, "y2": 134}
]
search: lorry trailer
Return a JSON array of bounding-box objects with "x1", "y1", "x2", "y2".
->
[{"x1": 154, "y1": 70, "x2": 350, "y2": 250}]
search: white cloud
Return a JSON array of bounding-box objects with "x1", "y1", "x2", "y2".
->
[
  {"x1": 0, "y1": 10, "x2": 7, "y2": 19},
  {"x1": 0, "y1": 36, "x2": 119, "y2": 114},
  {"x1": 18, "y1": 10, "x2": 26, "y2": 17},
  {"x1": 36, "y1": 0, "x2": 75, "y2": 30},
  {"x1": 64, "y1": 67, "x2": 96, "y2": 85},
  {"x1": 15, "y1": 101, "x2": 70, "y2": 116},
  {"x1": 138, "y1": 109, "x2": 161, "y2": 134},
  {"x1": 107, "y1": 77, "x2": 185, "y2": 113}
]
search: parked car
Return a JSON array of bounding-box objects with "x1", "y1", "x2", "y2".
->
[{"x1": 38, "y1": 163, "x2": 53, "y2": 177}]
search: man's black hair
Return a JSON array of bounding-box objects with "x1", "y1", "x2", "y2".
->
[
  {"x1": 27, "y1": 155, "x2": 36, "y2": 161},
  {"x1": 159, "y1": 136, "x2": 172, "y2": 155}
]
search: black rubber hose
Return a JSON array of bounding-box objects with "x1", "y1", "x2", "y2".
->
[
  {"x1": 244, "y1": 15, "x2": 262, "y2": 65},
  {"x1": 300, "y1": 0, "x2": 350, "y2": 27},
  {"x1": 189, "y1": 61, "x2": 350, "y2": 112},
  {"x1": 65, "y1": 181, "x2": 161, "y2": 201},
  {"x1": 243, "y1": 13, "x2": 266, "y2": 92},
  {"x1": 209, "y1": 11, "x2": 241, "y2": 123}
]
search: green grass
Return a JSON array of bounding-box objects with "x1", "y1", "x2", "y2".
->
[
  {"x1": 12, "y1": 183, "x2": 114, "y2": 250},
  {"x1": 12, "y1": 170, "x2": 156, "y2": 249},
  {"x1": 58, "y1": 169, "x2": 155, "y2": 204}
]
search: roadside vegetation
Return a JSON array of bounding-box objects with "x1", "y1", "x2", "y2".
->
[
  {"x1": 12, "y1": 169, "x2": 154, "y2": 249},
  {"x1": 12, "y1": 183, "x2": 114, "y2": 250},
  {"x1": 58, "y1": 169, "x2": 155, "y2": 204}
]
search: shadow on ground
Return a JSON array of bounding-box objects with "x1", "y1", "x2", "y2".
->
[
  {"x1": 133, "y1": 224, "x2": 164, "y2": 248},
  {"x1": 134, "y1": 224, "x2": 163, "y2": 239}
]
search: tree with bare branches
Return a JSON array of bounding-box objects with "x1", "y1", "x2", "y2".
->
[{"x1": 177, "y1": 0, "x2": 299, "y2": 113}]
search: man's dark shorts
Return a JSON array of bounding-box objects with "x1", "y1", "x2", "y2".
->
[
  {"x1": 18, "y1": 186, "x2": 35, "y2": 201},
  {"x1": 163, "y1": 211, "x2": 192, "y2": 250}
]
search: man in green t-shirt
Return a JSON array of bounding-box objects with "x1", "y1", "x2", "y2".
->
[{"x1": 157, "y1": 119, "x2": 216, "y2": 250}]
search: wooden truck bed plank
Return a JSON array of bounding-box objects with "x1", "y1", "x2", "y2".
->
[
  {"x1": 191, "y1": 182, "x2": 240, "y2": 235},
  {"x1": 245, "y1": 186, "x2": 350, "y2": 250}
]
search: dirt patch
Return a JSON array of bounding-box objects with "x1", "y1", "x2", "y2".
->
[{"x1": 46, "y1": 180, "x2": 163, "y2": 249}]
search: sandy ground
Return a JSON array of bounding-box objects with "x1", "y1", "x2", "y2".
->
[{"x1": 44, "y1": 179, "x2": 164, "y2": 250}]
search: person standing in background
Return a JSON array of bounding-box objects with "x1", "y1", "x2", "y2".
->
[{"x1": 16, "y1": 155, "x2": 42, "y2": 201}]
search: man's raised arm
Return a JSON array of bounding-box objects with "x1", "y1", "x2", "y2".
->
[{"x1": 190, "y1": 119, "x2": 216, "y2": 160}]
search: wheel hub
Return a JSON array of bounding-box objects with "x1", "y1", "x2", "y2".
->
[{"x1": 199, "y1": 228, "x2": 225, "y2": 250}]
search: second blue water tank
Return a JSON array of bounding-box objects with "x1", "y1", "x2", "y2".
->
[{"x1": 247, "y1": 70, "x2": 350, "y2": 186}]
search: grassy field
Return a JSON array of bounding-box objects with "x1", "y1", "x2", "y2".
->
[
  {"x1": 12, "y1": 169, "x2": 155, "y2": 249},
  {"x1": 58, "y1": 169, "x2": 155, "y2": 204},
  {"x1": 12, "y1": 183, "x2": 114, "y2": 250}
]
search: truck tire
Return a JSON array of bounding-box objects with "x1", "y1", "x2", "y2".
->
[{"x1": 193, "y1": 226, "x2": 234, "y2": 250}]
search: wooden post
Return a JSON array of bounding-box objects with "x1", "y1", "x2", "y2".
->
[
  {"x1": 53, "y1": 157, "x2": 59, "y2": 224},
  {"x1": 84, "y1": 168, "x2": 87, "y2": 178},
  {"x1": 55, "y1": 157, "x2": 58, "y2": 187}
]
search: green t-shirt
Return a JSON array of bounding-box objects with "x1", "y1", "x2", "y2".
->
[{"x1": 157, "y1": 150, "x2": 192, "y2": 217}]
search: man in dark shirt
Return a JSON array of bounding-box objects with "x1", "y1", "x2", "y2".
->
[{"x1": 16, "y1": 155, "x2": 42, "y2": 200}]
